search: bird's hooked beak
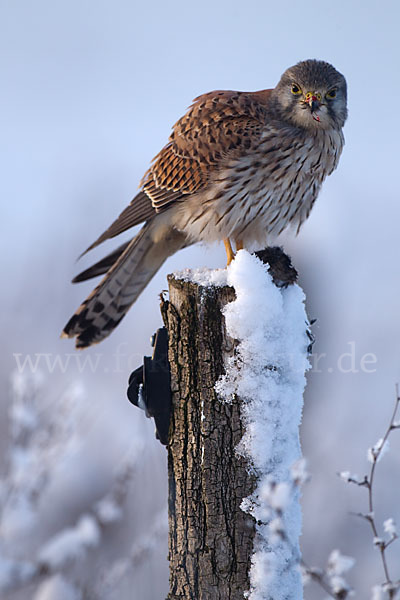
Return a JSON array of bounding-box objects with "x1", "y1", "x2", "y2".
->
[{"x1": 305, "y1": 91, "x2": 322, "y2": 122}]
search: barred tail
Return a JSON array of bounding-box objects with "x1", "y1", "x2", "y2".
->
[{"x1": 62, "y1": 220, "x2": 188, "y2": 348}]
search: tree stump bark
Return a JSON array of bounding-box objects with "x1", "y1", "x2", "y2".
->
[
  {"x1": 163, "y1": 277, "x2": 256, "y2": 600},
  {"x1": 162, "y1": 248, "x2": 300, "y2": 600}
]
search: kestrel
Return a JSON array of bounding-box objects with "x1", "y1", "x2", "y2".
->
[{"x1": 63, "y1": 59, "x2": 347, "y2": 348}]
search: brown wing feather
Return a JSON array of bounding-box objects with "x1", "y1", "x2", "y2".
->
[
  {"x1": 80, "y1": 89, "x2": 272, "y2": 255},
  {"x1": 81, "y1": 191, "x2": 155, "y2": 255},
  {"x1": 72, "y1": 241, "x2": 130, "y2": 282},
  {"x1": 141, "y1": 89, "x2": 272, "y2": 213}
]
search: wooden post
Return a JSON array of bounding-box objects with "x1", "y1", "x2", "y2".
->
[{"x1": 162, "y1": 248, "x2": 300, "y2": 600}]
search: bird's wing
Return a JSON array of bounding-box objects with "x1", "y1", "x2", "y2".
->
[
  {"x1": 72, "y1": 241, "x2": 130, "y2": 282},
  {"x1": 81, "y1": 191, "x2": 155, "y2": 255},
  {"x1": 142, "y1": 89, "x2": 272, "y2": 212},
  {"x1": 81, "y1": 89, "x2": 272, "y2": 254}
]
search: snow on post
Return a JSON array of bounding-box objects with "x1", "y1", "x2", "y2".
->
[{"x1": 215, "y1": 250, "x2": 310, "y2": 600}]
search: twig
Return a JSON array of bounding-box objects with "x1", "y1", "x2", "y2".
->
[
  {"x1": 340, "y1": 385, "x2": 400, "y2": 599},
  {"x1": 364, "y1": 387, "x2": 400, "y2": 595},
  {"x1": 306, "y1": 387, "x2": 400, "y2": 599},
  {"x1": 301, "y1": 560, "x2": 338, "y2": 599}
]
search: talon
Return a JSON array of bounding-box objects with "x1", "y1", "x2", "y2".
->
[{"x1": 224, "y1": 238, "x2": 235, "y2": 266}]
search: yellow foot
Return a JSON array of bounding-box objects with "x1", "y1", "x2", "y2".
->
[
  {"x1": 224, "y1": 238, "x2": 235, "y2": 266},
  {"x1": 235, "y1": 239, "x2": 244, "y2": 252}
]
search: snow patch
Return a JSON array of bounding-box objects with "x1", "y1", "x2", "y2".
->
[
  {"x1": 215, "y1": 250, "x2": 309, "y2": 600},
  {"x1": 327, "y1": 549, "x2": 355, "y2": 576},
  {"x1": 174, "y1": 266, "x2": 228, "y2": 287},
  {"x1": 383, "y1": 517, "x2": 397, "y2": 538},
  {"x1": 367, "y1": 438, "x2": 390, "y2": 463},
  {"x1": 326, "y1": 549, "x2": 355, "y2": 597},
  {"x1": 38, "y1": 515, "x2": 100, "y2": 569},
  {"x1": 371, "y1": 585, "x2": 385, "y2": 600},
  {"x1": 33, "y1": 575, "x2": 82, "y2": 600},
  {"x1": 94, "y1": 497, "x2": 123, "y2": 525}
]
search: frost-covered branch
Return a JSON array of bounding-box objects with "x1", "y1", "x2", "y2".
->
[
  {"x1": 0, "y1": 461, "x2": 135, "y2": 597},
  {"x1": 303, "y1": 387, "x2": 400, "y2": 599},
  {"x1": 93, "y1": 508, "x2": 168, "y2": 599},
  {"x1": 301, "y1": 550, "x2": 355, "y2": 599},
  {"x1": 0, "y1": 373, "x2": 145, "y2": 599},
  {"x1": 301, "y1": 387, "x2": 400, "y2": 600},
  {"x1": 339, "y1": 386, "x2": 400, "y2": 599},
  {"x1": 0, "y1": 372, "x2": 80, "y2": 540}
]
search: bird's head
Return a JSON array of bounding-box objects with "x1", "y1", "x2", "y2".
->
[{"x1": 273, "y1": 59, "x2": 347, "y2": 131}]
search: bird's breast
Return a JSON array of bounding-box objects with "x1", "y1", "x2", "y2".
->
[{"x1": 173, "y1": 127, "x2": 344, "y2": 245}]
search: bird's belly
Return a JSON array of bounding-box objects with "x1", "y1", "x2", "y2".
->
[{"x1": 173, "y1": 163, "x2": 322, "y2": 246}]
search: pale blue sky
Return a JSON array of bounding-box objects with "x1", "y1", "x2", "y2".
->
[{"x1": 1, "y1": 1, "x2": 400, "y2": 597}]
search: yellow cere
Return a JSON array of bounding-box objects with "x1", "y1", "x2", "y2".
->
[{"x1": 305, "y1": 91, "x2": 322, "y2": 101}]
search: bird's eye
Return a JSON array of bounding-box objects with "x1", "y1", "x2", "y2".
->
[
  {"x1": 326, "y1": 89, "x2": 337, "y2": 99},
  {"x1": 291, "y1": 84, "x2": 302, "y2": 95}
]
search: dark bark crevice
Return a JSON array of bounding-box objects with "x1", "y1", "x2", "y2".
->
[{"x1": 164, "y1": 279, "x2": 256, "y2": 600}]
